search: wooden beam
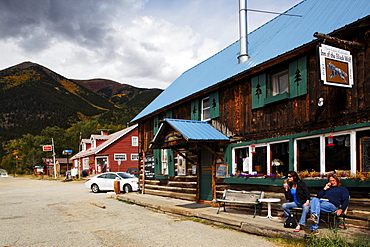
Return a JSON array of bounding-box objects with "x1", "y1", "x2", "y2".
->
[
  {"x1": 173, "y1": 148, "x2": 196, "y2": 165},
  {"x1": 313, "y1": 32, "x2": 362, "y2": 48}
]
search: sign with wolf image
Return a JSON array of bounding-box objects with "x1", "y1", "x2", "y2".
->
[{"x1": 319, "y1": 44, "x2": 353, "y2": 88}]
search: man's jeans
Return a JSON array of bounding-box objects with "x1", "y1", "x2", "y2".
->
[
  {"x1": 282, "y1": 202, "x2": 309, "y2": 226},
  {"x1": 309, "y1": 197, "x2": 337, "y2": 230}
]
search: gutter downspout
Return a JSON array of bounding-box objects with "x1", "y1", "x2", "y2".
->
[{"x1": 238, "y1": 0, "x2": 249, "y2": 64}]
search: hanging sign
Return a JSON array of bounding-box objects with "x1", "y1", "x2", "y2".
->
[
  {"x1": 165, "y1": 131, "x2": 182, "y2": 142},
  {"x1": 43, "y1": 145, "x2": 53, "y2": 151},
  {"x1": 319, "y1": 44, "x2": 353, "y2": 88}
]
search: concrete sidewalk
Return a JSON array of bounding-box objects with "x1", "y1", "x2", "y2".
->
[{"x1": 116, "y1": 193, "x2": 368, "y2": 240}]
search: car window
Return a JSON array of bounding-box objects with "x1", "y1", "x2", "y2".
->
[
  {"x1": 106, "y1": 173, "x2": 118, "y2": 179},
  {"x1": 117, "y1": 172, "x2": 135, "y2": 179},
  {"x1": 97, "y1": 174, "x2": 107, "y2": 178}
]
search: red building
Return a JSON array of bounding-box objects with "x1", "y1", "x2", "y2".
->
[{"x1": 71, "y1": 124, "x2": 138, "y2": 174}]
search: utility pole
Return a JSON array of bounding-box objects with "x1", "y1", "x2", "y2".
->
[{"x1": 52, "y1": 138, "x2": 57, "y2": 179}]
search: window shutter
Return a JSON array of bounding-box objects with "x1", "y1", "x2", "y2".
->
[
  {"x1": 191, "y1": 99, "x2": 200, "y2": 120},
  {"x1": 289, "y1": 56, "x2": 307, "y2": 98},
  {"x1": 251, "y1": 73, "x2": 266, "y2": 109},
  {"x1": 210, "y1": 91, "x2": 220, "y2": 119},
  {"x1": 153, "y1": 115, "x2": 159, "y2": 134},
  {"x1": 153, "y1": 149, "x2": 161, "y2": 176},
  {"x1": 224, "y1": 145, "x2": 232, "y2": 175},
  {"x1": 164, "y1": 110, "x2": 172, "y2": 119},
  {"x1": 167, "y1": 149, "x2": 175, "y2": 176}
]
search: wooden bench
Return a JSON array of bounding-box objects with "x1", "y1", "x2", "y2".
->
[{"x1": 214, "y1": 189, "x2": 264, "y2": 217}]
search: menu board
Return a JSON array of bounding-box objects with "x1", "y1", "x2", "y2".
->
[
  {"x1": 144, "y1": 156, "x2": 155, "y2": 180},
  {"x1": 216, "y1": 164, "x2": 228, "y2": 178}
]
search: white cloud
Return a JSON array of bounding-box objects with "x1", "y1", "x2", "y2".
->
[{"x1": 0, "y1": 0, "x2": 302, "y2": 89}]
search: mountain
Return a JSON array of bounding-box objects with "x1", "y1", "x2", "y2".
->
[
  {"x1": 0, "y1": 61, "x2": 162, "y2": 153},
  {"x1": 72, "y1": 79, "x2": 162, "y2": 110}
]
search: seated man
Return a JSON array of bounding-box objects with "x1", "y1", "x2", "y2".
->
[{"x1": 307, "y1": 173, "x2": 349, "y2": 234}]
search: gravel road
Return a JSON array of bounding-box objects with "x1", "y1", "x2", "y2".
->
[{"x1": 0, "y1": 177, "x2": 278, "y2": 247}]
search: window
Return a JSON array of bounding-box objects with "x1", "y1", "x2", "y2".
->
[
  {"x1": 105, "y1": 173, "x2": 118, "y2": 179},
  {"x1": 201, "y1": 97, "x2": 210, "y2": 121},
  {"x1": 325, "y1": 134, "x2": 350, "y2": 172},
  {"x1": 191, "y1": 91, "x2": 219, "y2": 120},
  {"x1": 161, "y1": 149, "x2": 168, "y2": 175},
  {"x1": 131, "y1": 154, "x2": 139, "y2": 161},
  {"x1": 132, "y1": 136, "x2": 138, "y2": 146},
  {"x1": 251, "y1": 56, "x2": 307, "y2": 109},
  {"x1": 83, "y1": 158, "x2": 89, "y2": 170},
  {"x1": 271, "y1": 70, "x2": 289, "y2": 96},
  {"x1": 270, "y1": 142, "x2": 289, "y2": 175},
  {"x1": 234, "y1": 147, "x2": 249, "y2": 173},
  {"x1": 114, "y1": 154, "x2": 127, "y2": 161}
]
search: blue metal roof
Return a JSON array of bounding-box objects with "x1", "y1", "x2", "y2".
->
[
  {"x1": 132, "y1": 0, "x2": 370, "y2": 122},
  {"x1": 156, "y1": 119, "x2": 229, "y2": 141}
]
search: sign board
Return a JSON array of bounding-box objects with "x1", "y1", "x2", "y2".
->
[
  {"x1": 216, "y1": 164, "x2": 228, "y2": 178},
  {"x1": 144, "y1": 156, "x2": 155, "y2": 180},
  {"x1": 114, "y1": 154, "x2": 126, "y2": 161},
  {"x1": 177, "y1": 154, "x2": 186, "y2": 176},
  {"x1": 43, "y1": 145, "x2": 53, "y2": 151},
  {"x1": 319, "y1": 44, "x2": 353, "y2": 88},
  {"x1": 165, "y1": 131, "x2": 182, "y2": 142},
  {"x1": 62, "y1": 150, "x2": 73, "y2": 155}
]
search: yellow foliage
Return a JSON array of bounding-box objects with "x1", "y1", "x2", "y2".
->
[
  {"x1": 59, "y1": 80, "x2": 80, "y2": 94},
  {"x1": 0, "y1": 70, "x2": 40, "y2": 89}
]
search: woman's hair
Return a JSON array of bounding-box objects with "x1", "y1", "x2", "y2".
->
[
  {"x1": 328, "y1": 173, "x2": 341, "y2": 186},
  {"x1": 287, "y1": 171, "x2": 300, "y2": 184}
]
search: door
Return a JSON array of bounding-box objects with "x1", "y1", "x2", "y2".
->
[{"x1": 199, "y1": 150, "x2": 213, "y2": 201}]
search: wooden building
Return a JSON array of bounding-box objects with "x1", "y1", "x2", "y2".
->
[
  {"x1": 71, "y1": 125, "x2": 138, "y2": 175},
  {"x1": 132, "y1": 0, "x2": 370, "y2": 202}
]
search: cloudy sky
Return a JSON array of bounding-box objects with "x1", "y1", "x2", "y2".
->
[{"x1": 0, "y1": 0, "x2": 302, "y2": 89}]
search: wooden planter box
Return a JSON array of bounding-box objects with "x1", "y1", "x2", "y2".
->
[{"x1": 223, "y1": 177, "x2": 370, "y2": 188}]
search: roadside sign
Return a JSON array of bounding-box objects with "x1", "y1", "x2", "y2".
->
[
  {"x1": 62, "y1": 150, "x2": 73, "y2": 155},
  {"x1": 43, "y1": 145, "x2": 53, "y2": 151}
]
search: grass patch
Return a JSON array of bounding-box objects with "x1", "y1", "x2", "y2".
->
[
  {"x1": 269, "y1": 231, "x2": 370, "y2": 247},
  {"x1": 117, "y1": 199, "x2": 134, "y2": 205}
]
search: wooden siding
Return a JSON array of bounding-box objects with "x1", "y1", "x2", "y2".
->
[{"x1": 103, "y1": 128, "x2": 139, "y2": 172}]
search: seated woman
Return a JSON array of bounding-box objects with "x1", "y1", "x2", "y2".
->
[{"x1": 282, "y1": 171, "x2": 310, "y2": 232}]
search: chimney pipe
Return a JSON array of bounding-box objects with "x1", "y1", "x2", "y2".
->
[{"x1": 238, "y1": 0, "x2": 249, "y2": 64}]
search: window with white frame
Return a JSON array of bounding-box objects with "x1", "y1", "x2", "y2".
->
[
  {"x1": 131, "y1": 154, "x2": 139, "y2": 161},
  {"x1": 132, "y1": 136, "x2": 138, "y2": 146},
  {"x1": 82, "y1": 158, "x2": 89, "y2": 169},
  {"x1": 201, "y1": 97, "x2": 210, "y2": 121},
  {"x1": 161, "y1": 149, "x2": 168, "y2": 175},
  {"x1": 271, "y1": 69, "x2": 289, "y2": 96},
  {"x1": 114, "y1": 154, "x2": 127, "y2": 161}
]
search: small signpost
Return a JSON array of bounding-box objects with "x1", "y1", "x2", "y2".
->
[
  {"x1": 41, "y1": 139, "x2": 56, "y2": 179},
  {"x1": 63, "y1": 150, "x2": 73, "y2": 180}
]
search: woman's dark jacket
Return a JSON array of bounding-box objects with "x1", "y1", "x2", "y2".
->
[{"x1": 284, "y1": 181, "x2": 310, "y2": 205}]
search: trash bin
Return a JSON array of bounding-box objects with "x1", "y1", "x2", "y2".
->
[
  {"x1": 114, "y1": 180, "x2": 120, "y2": 194},
  {"x1": 82, "y1": 170, "x2": 87, "y2": 177}
]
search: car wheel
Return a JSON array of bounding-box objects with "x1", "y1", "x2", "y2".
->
[
  {"x1": 123, "y1": 184, "x2": 132, "y2": 193},
  {"x1": 91, "y1": 184, "x2": 100, "y2": 193}
]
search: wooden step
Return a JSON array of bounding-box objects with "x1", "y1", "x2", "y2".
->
[
  {"x1": 144, "y1": 184, "x2": 196, "y2": 193},
  {"x1": 168, "y1": 181, "x2": 197, "y2": 187},
  {"x1": 144, "y1": 189, "x2": 196, "y2": 201}
]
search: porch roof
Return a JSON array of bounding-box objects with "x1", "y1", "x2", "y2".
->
[{"x1": 152, "y1": 119, "x2": 229, "y2": 144}]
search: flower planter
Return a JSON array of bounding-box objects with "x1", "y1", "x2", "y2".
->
[
  {"x1": 224, "y1": 177, "x2": 370, "y2": 188},
  {"x1": 155, "y1": 175, "x2": 169, "y2": 179},
  {"x1": 224, "y1": 177, "x2": 285, "y2": 186}
]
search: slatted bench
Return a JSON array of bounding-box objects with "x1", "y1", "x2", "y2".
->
[{"x1": 214, "y1": 189, "x2": 264, "y2": 217}]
